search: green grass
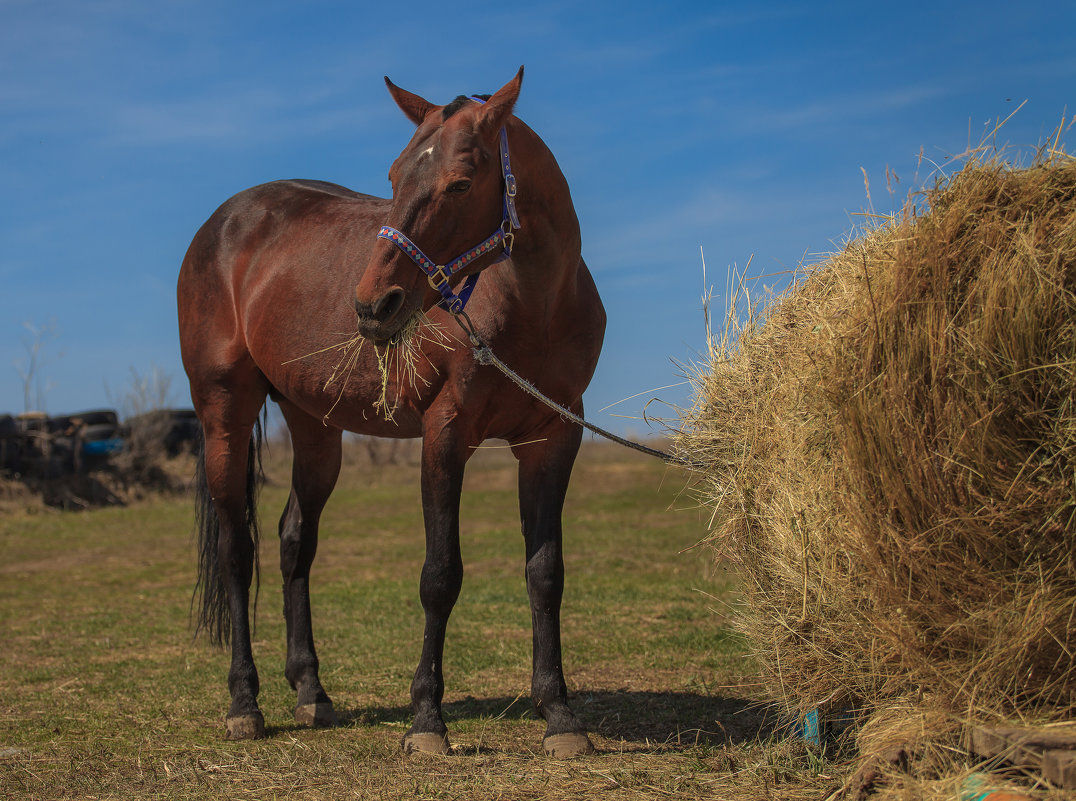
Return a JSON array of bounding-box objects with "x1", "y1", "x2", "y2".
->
[{"x1": 0, "y1": 442, "x2": 835, "y2": 799}]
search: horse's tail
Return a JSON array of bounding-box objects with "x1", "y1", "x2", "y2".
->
[{"x1": 191, "y1": 415, "x2": 264, "y2": 646}]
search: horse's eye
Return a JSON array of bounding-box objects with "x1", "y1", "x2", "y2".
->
[{"x1": 446, "y1": 180, "x2": 471, "y2": 195}]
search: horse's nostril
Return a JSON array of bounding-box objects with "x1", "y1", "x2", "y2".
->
[
  {"x1": 375, "y1": 288, "x2": 405, "y2": 322},
  {"x1": 354, "y1": 289, "x2": 405, "y2": 323}
]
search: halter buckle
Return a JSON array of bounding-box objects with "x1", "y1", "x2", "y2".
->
[
  {"x1": 427, "y1": 266, "x2": 450, "y2": 290},
  {"x1": 504, "y1": 173, "x2": 517, "y2": 198}
]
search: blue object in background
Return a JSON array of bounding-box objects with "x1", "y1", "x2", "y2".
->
[{"x1": 82, "y1": 438, "x2": 124, "y2": 456}]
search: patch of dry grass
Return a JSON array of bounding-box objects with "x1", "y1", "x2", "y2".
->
[{"x1": 0, "y1": 442, "x2": 836, "y2": 800}]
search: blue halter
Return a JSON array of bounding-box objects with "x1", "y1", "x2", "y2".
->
[{"x1": 376, "y1": 99, "x2": 521, "y2": 315}]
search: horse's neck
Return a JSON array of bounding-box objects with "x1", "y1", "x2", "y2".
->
[{"x1": 504, "y1": 123, "x2": 584, "y2": 311}]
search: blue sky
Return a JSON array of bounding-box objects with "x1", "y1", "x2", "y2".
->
[{"x1": 2, "y1": 0, "x2": 1073, "y2": 437}]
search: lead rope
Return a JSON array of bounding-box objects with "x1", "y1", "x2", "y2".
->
[{"x1": 450, "y1": 309, "x2": 700, "y2": 470}]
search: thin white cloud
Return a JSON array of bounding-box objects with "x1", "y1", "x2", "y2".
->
[
  {"x1": 1, "y1": 4, "x2": 397, "y2": 148},
  {"x1": 104, "y1": 89, "x2": 390, "y2": 146},
  {"x1": 730, "y1": 83, "x2": 952, "y2": 134}
]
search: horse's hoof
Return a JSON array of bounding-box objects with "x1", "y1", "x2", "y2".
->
[
  {"x1": 295, "y1": 702, "x2": 337, "y2": 728},
  {"x1": 543, "y1": 731, "x2": 595, "y2": 758},
  {"x1": 402, "y1": 732, "x2": 452, "y2": 755},
  {"x1": 225, "y1": 713, "x2": 266, "y2": 740}
]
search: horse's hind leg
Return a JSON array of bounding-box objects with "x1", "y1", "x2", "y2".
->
[
  {"x1": 276, "y1": 400, "x2": 342, "y2": 728},
  {"x1": 515, "y1": 420, "x2": 595, "y2": 758},
  {"x1": 194, "y1": 373, "x2": 270, "y2": 740}
]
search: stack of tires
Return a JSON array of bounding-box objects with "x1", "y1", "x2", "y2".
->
[
  {"x1": 58, "y1": 410, "x2": 125, "y2": 473},
  {"x1": 1, "y1": 410, "x2": 124, "y2": 478},
  {"x1": 0, "y1": 408, "x2": 200, "y2": 480},
  {"x1": 12, "y1": 412, "x2": 51, "y2": 477},
  {"x1": 0, "y1": 414, "x2": 18, "y2": 473}
]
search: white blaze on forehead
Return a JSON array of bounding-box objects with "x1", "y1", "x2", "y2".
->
[{"x1": 419, "y1": 145, "x2": 435, "y2": 159}]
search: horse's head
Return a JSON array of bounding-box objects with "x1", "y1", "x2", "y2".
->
[{"x1": 353, "y1": 68, "x2": 524, "y2": 343}]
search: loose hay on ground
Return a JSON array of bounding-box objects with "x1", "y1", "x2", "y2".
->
[{"x1": 676, "y1": 145, "x2": 1076, "y2": 796}]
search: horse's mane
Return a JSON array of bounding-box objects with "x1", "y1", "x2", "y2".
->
[{"x1": 442, "y1": 94, "x2": 492, "y2": 121}]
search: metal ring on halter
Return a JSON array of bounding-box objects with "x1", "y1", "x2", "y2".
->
[{"x1": 500, "y1": 219, "x2": 516, "y2": 254}]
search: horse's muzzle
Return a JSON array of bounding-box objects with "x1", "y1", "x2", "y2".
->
[{"x1": 354, "y1": 287, "x2": 409, "y2": 342}]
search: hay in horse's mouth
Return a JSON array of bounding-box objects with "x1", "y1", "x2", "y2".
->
[{"x1": 285, "y1": 310, "x2": 456, "y2": 425}]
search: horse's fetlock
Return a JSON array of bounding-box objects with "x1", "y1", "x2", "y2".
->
[
  {"x1": 285, "y1": 656, "x2": 319, "y2": 688},
  {"x1": 410, "y1": 670, "x2": 442, "y2": 702},
  {"x1": 532, "y1": 674, "x2": 568, "y2": 708},
  {"x1": 228, "y1": 664, "x2": 260, "y2": 697}
]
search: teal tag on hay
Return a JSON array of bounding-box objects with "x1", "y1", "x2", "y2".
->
[{"x1": 793, "y1": 708, "x2": 820, "y2": 746}]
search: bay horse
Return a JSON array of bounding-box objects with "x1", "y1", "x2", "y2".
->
[{"x1": 177, "y1": 67, "x2": 605, "y2": 757}]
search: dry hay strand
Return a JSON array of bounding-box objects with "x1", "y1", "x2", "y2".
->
[
  {"x1": 677, "y1": 140, "x2": 1076, "y2": 792},
  {"x1": 286, "y1": 310, "x2": 455, "y2": 424}
]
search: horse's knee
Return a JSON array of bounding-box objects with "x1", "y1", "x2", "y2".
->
[
  {"x1": 525, "y1": 548, "x2": 564, "y2": 602},
  {"x1": 279, "y1": 498, "x2": 321, "y2": 575},
  {"x1": 419, "y1": 557, "x2": 463, "y2": 613},
  {"x1": 279, "y1": 526, "x2": 315, "y2": 577},
  {"x1": 279, "y1": 531, "x2": 300, "y2": 577}
]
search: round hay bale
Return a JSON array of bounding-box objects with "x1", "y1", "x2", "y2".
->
[{"x1": 677, "y1": 148, "x2": 1076, "y2": 744}]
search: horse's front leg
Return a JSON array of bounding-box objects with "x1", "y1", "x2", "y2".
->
[
  {"x1": 515, "y1": 421, "x2": 595, "y2": 757},
  {"x1": 402, "y1": 428, "x2": 468, "y2": 754}
]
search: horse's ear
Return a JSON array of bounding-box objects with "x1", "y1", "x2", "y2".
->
[
  {"x1": 477, "y1": 66, "x2": 524, "y2": 138},
  {"x1": 384, "y1": 76, "x2": 434, "y2": 126}
]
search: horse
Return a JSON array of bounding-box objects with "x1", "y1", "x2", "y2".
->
[{"x1": 177, "y1": 67, "x2": 606, "y2": 758}]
